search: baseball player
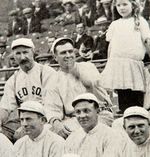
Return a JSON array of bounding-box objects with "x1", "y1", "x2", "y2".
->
[
  {"x1": 44, "y1": 37, "x2": 112, "y2": 139},
  {"x1": 0, "y1": 38, "x2": 56, "y2": 142}
]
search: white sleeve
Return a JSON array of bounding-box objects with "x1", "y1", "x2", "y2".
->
[
  {"x1": 140, "y1": 16, "x2": 150, "y2": 42},
  {"x1": 0, "y1": 75, "x2": 17, "y2": 111},
  {"x1": 0, "y1": 133, "x2": 16, "y2": 157},
  {"x1": 106, "y1": 21, "x2": 115, "y2": 42}
]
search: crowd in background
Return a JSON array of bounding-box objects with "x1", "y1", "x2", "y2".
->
[{"x1": 0, "y1": 0, "x2": 149, "y2": 77}]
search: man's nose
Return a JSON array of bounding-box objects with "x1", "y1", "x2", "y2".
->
[
  {"x1": 79, "y1": 112, "x2": 87, "y2": 118},
  {"x1": 66, "y1": 51, "x2": 71, "y2": 57},
  {"x1": 134, "y1": 126, "x2": 141, "y2": 134},
  {"x1": 21, "y1": 53, "x2": 26, "y2": 59},
  {"x1": 21, "y1": 119, "x2": 27, "y2": 126}
]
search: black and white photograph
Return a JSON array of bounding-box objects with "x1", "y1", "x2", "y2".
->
[{"x1": 0, "y1": 0, "x2": 150, "y2": 156}]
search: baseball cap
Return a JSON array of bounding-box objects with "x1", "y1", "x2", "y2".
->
[
  {"x1": 72, "y1": 93, "x2": 99, "y2": 107},
  {"x1": 8, "y1": 10, "x2": 18, "y2": 16},
  {"x1": 51, "y1": 37, "x2": 74, "y2": 55},
  {"x1": 23, "y1": 8, "x2": 33, "y2": 14},
  {"x1": 123, "y1": 106, "x2": 150, "y2": 121},
  {"x1": 11, "y1": 38, "x2": 35, "y2": 50},
  {"x1": 18, "y1": 101, "x2": 46, "y2": 117}
]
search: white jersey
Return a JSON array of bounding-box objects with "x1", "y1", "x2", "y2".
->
[{"x1": 0, "y1": 62, "x2": 56, "y2": 112}]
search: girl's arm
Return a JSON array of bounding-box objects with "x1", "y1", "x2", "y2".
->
[{"x1": 107, "y1": 42, "x2": 111, "y2": 58}]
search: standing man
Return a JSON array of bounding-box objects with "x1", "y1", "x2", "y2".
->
[
  {"x1": 44, "y1": 37, "x2": 112, "y2": 139},
  {"x1": 64, "y1": 93, "x2": 116, "y2": 157},
  {"x1": 14, "y1": 100, "x2": 64, "y2": 157},
  {"x1": 0, "y1": 38, "x2": 56, "y2": 142}
]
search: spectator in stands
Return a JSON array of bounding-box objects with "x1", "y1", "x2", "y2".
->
[
  {"x1": 81, "y1": 3, "x2": 95, "y2": 27},
  {"x1": 113, "y1": 106, "x2": 150, "y2": 156},
  {"x1": 93, "y1": 21, "x2": 110, "y2": 60},
  {"x1": 64, "y1": 93, "x2": 117, "y2": 157},
  {"x1": 14, "y1": 101, "x2": 64, "y2": 157},
  {"x1": 74, "y1": 23, "x2": 94, "y2": 61},
  {"x1": 96, "y1": 0, "x2": 112, "y2": 22},
  {"x1": 22, "y1": 7, "x2": 41, "y2": 35},
  {"x1": 54, "y1": 0, "x2": 80, "y2": 26},
  {"x1": 7, "y1": 9, "x2": 24, "y2": 37},
  {"x1": 0, "y1": 38, "x2": 56, "y2": 143},
  {"x1": 5, "y1": 53, "x2": 19, "y2": 81},
  {"x1": 44, "y1": 37, "x2": 112, "y2": 139},
  {"x1": 74, "y1": 0, "x2": 86, "y2": 18},
  {"x1": 0, "y1": 39, "x2": 9, "y2": 69},
  {"x1": 31, "y1": 0, "x2": 50, "y2": 21},
  {"x1": 0, "y1": 133, "x2": 16, "y2": 157}
]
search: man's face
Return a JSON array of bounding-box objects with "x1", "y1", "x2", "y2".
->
[
  {"x1": 74, "y1": 101, "x2": 98, "y2": 133},
  {"x1": 76, "y1": 25, "x2": 84, "y2": 35},
  {"x1": 124, "y1": 116, "x2": 150, "y2": 145},
  {"x1": 13, "y1": 46, "x2": 34, "y2": 71},
  {"x1": 64, "y1": 3, "x2": 72, "y2": 12},
  {"x1": 9, "y1": 57, "x2": 18, "y2": 67},
  {"x1": 55, "y1": 42, "x2": 75, "y2": 71},
  {"x1": 20, "y1": 111, "x2": 44, "y2": 140},
  {"x1": 25, "y1": 12, "x2": 32, "y2": 18}
]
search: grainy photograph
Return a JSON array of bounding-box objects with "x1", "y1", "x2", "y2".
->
[{"x1": 0, "y1": 0, "x2": 150, "y2": 156}]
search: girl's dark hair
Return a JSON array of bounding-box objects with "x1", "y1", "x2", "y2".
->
[{"x1": 111, "y1": 0, "x2": 141, "y2": 31}]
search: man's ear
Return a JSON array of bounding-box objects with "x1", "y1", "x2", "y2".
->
[{"x1": 97, "y1": 108, "x2": 100, "y2": 114}]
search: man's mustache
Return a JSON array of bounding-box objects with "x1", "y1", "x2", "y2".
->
[{"x1": 20, "y1": 59, "x2": 29, "y2": 64}]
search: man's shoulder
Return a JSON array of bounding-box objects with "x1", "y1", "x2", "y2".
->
[
  {"x1": 14, "y1": 135, "x2": 29, "y2": 147},
  {"x1": 45, "y1": 128, "x2": 65, "y2": 144}
]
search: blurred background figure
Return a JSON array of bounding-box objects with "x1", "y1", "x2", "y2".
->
[
  {"x1": 7, "y1": 9, "x2": 24, "y2": 37},
  {"x1": 74, "y1": 23, "x2": 94, "y2": 61},
  {"x1": 54, "y1": 0, "x2": 80, "y2": 26},
  {"x1": 5, "y1": 53, "x2": 19, "y2": 81},
  {"x1": 31, "y1": 0, "x2": 50, "y2": 21},
  {"x1": 93, "y1": 21, "x2": 110, "y2": 60},
  {"x1": 22, "y1": 7, "x2": 41, "y2": 35},
  {"x1": 96, "y1": 0, "x2": 112, "y2": 22}
]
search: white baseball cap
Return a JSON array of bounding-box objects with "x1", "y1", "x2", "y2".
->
[
  {"x1": 50, "y1": 37, "x2": 74, "y2": 55},
  {"x1": 11, "y1": 38, "x2": 35, "y2": 50},
  {"x1": 18, "y1": 101, "x2": 46, "y2": 117},
  {"x1": 123, "y1": 106, "x2": 150, "y2": 121},
  {"x1": 72, "y1": 93, "x2": 99, "y2": 107}
]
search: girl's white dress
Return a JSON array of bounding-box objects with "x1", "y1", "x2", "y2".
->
[{"x1": 100, "y1": 17, "x2": 150, "y2": 91}]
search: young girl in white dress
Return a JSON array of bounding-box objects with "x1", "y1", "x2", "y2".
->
[{"x1": 100, "y1": 0, "x2": 150, "y2": 113}]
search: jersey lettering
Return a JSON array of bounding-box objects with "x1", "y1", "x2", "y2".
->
[{"x1": 22, "y1": 87, "x2": 28, "y2": 96}]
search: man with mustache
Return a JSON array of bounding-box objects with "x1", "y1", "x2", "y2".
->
[
  {"x1": 64, "y1": 93, "x2": 116, "y2": 157},
  {"x1": 44, "y1": 37, "x2": 112, "y2": 139},
  {"x1": 0, "y1": 38, "x2": 56, "y2": 143}
]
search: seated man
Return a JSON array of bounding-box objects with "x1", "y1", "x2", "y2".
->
[
  {"x1": 22, "y1": 8, "x2": 41, "y2": 35},
  {"x1": 111, "y1": 106, "x2": 150, "y2": 156},
  {"x1": 120, "y1": 106, "x2": 150, "y2": 156},
  {"x1": 54, "y1": 0, "x2": 80, "y2": 26},
  {"x1": 0, "y1": 38, "x2": 56, "y2": 142},
  {"x1": 14, "y1": 100, "x2": 64, "y2": 157},
  {"x1": 7, "y1": 9, "x2": 24, "y2": 37},
  {"x1": 64, "y1": 93, "x2": 117, "y2": 157},
  {"x1": 44, "y1": 37, "x2": 112, "y2": 139},
  {"x1": 0, "y1": 133, "x2": 16, "y2": 157}
]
